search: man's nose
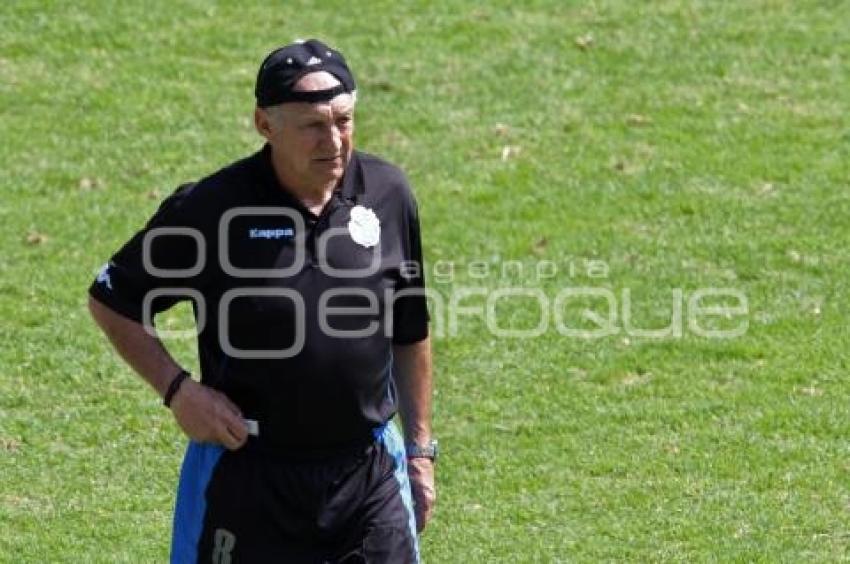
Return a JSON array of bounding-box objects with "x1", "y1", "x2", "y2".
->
[{"x1": 321, "y1": 124, "x2": 343, "y2": 153}]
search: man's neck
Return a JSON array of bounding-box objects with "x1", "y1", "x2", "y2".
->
[
  {"x1": 293, "y1": 185, "x2": 334, "y2": 216},
  {"x1": 270, "y1": 160, "x2": 336, "y2": 215}
]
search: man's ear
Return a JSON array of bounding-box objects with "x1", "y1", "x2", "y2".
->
[{"x1": 254, "y1": 107, "x2": 273, "y2": 140}]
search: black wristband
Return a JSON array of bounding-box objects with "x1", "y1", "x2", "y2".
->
[{"x1": 163, "y1": 369, "x2": 191, "y2": 408}]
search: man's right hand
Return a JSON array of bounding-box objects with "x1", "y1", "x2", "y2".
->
[{"x1": 169, "y1": 379, "x2": 249, "y2": 450}]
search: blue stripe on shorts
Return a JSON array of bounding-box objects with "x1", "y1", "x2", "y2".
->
[
  {"x1": 376, "y1": 422, "x2": 421, "y2": 563},
  {"x1": 170, "y1": 441, "x2": 225, "y2": 564}
]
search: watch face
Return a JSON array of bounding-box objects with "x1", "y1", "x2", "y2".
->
[
  {"x1": 406, "y1": 440, "x2": 438, "y2": 460},
  {"x1": 429, "y1": 440, "x2": 439, "y2": 458}
]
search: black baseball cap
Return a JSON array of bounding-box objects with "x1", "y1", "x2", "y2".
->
[{"x1": 255, "y1": 39, "x2": 357, "y2": 107}]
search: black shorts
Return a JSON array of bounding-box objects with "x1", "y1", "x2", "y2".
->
[{"x1": 169, "y1": 423, "x2": 419, "y2": 563}]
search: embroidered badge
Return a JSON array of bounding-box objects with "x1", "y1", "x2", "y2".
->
[{"x1": 347, "y1": 205, "x2": 380, "y2": 248}]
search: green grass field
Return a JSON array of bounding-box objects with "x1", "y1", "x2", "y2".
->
[{"x1": 3, "y1": 0, "x2": 850, "y2": 561}]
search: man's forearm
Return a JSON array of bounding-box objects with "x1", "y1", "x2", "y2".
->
[
  {"x1": 88, "y1": 296, "x2": 182, "y2": 398},
  {"x1": 392, "y1": 337, "x2": 433, "y2": 445}
]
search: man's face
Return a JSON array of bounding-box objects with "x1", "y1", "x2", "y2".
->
[{"x1": 256, "y1": 72, "x2": 355, "y2": 192}]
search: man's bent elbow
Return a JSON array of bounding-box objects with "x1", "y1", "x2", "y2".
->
[
  {"x1": 88, "y1": 295, "x2": 126, "y2": 333},
  {"x1": 88, "y1": 295, "x2": 109, "y2": 326}
]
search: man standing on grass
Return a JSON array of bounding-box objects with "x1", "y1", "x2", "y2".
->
[{"x1": 88, "y1": 38, "x2": 435, "y2": 563}]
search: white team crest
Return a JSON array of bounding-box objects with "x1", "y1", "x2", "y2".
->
[{"x1": 347, "y1": 205, "x2": 380, "y2": 248}]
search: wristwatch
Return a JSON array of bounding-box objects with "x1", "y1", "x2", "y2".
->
[{"x1": 405, "y1": 439, "x2": 438, "y2": 462}]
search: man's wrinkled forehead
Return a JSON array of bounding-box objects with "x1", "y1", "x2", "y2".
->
[{"x1": 281, "y1": 94, "x2": 355, "y2": 120}]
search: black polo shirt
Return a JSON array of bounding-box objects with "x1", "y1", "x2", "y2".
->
[{"x1": 89, "y1": 145, "x2": 429, "y2": 450}]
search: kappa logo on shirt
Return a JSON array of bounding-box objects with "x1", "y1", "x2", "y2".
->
[{"x1": 248, "y1": 227, "x2": 295, "y2": 240}]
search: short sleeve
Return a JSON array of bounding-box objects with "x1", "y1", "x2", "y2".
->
[
  {"x1": 391, "y1": 185, "x2": 430, "y2": 345},
  {"x1": 88, "y1": 183, "x2": 211, "y2": 324}
]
